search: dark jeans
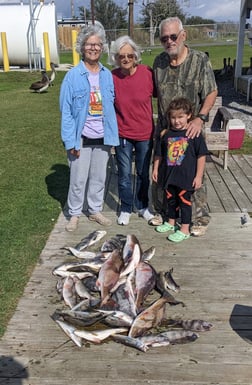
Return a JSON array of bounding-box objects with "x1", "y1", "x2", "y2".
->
[{"x1": 115, "y1": 137, "x2": 153, "y2": 213}]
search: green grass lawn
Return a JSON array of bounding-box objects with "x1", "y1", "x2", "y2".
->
[
  {"x1": 0, "y1": 70, "x2": 68, "y2": 336},
  {"x1": 0, "y1": 46, "x2": 252, "y2": 338},
  {"x1": 61, "y1": 42, "x2": 252, "y2": 70}
]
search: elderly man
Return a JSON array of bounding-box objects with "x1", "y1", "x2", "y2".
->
[{"x1": 152, "y1": 16, "x2": 218, "y2": 236}]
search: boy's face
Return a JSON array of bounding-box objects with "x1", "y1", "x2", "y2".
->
[{"x1": 169, "y1": 108, "x2": 191, "y2": 130}]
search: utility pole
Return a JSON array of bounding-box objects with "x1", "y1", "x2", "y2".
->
[
  {"x1": 149, "y1": 5, "x2": 154, "y2": 46},
  {"x1": 128, "y1": 0, "x2": 134, "y2": 38},
  {"x1": 91, "y1": 0, "x2": 95, "y2": 24},
  {"x1": 142, "y1": 1, "x2": 155, "y2": 46},
  {"x1": 71, "y1": 0, "x2": 74, "y2": 18}
]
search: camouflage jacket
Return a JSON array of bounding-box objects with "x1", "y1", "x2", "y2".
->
[{"x1": 153, "y1": 47, "x2": 217, "y2": 131}]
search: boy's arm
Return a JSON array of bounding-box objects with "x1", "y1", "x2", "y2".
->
[
  {"x1": 152, "y1": 156, "x2": 162, "y2": 183},
  {"x1": 193, "y1": 155, "x2": 206, "y2": 189}
]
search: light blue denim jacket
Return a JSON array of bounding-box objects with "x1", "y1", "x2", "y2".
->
[{"x1": 60, "y1": 61, "x2": 119, "y2": 150}]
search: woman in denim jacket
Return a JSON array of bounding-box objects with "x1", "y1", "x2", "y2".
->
[{"x1": 60, "y1": 24, "x2": 119, "y2": 231}]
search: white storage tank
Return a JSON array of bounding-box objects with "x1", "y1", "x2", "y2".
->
[{"x1": 0, "y1": 2, "x2": 59, "y2": 66}]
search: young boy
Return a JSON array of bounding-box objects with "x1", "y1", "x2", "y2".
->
[{"x1": 152, "y1": 97, "x2": 209, "y2": 243}]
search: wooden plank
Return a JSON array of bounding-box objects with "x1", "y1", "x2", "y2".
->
[
  {"x1": 243, "y1": 154, "x2": 252, "y2": 168},
  {"x1": 217, "y1": 157, "x2": 252, "y2": 211},
  {"x1": 204, "y1": 96, "x2": 230, "y2": 169},
  {"x1": 205, "y1": 159, "x2": 240, "y2": 212},
  {"x1": 207, "y1": 96, "x2": 222, "y2": 125},
  {"x1": 233, "y1": 154, "x2": 252, "y2": 184},
  {"x1": 226, "y1": 156, "x2": 252, "y2": 210},
  {"x1": 205, "y1": 131, "x2": 228, "y2": 151},
  {"x1": 205, "y1": 159, "x2": 225, "y2": 213},
  {"x1": 5, "y1": 358, "x2": 252, "y2": 385}
]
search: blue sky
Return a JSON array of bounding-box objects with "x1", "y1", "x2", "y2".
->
[
  {"x1": 0, "y1": 1, "x2": 244, "y2": 22},
  {"x1": 53, "y1": 0, "x2": 242, "y2": 22}
]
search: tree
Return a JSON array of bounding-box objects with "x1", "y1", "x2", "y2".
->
[
  {"x1": 185, "y1": 16, "x2": 215, "y2": 25},
  {"x1": 79, "y1": 0, "x2": 127, "y2": 43},
  {"x1": 141, "y1": 0, "x2": 186, "y2": 45}
]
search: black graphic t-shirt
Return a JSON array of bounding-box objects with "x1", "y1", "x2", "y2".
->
[{"x1": 155, "y1": 128, "x2": 208, "y2": 191}]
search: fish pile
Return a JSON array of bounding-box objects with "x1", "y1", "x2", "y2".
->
[{"x1": 52, "y1": 230, "x2": 213, "y2": 352}]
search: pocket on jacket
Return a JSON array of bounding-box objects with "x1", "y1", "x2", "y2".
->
[{"x1": 73, "y1": 91, "x2": 88, "y2": 110}]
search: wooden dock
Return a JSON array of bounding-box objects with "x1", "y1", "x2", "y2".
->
[
  {"x1": 206, "y1": 154, "x2": 252, "y2": 213},
  {"x1": 104, "y1": 152, "x2": 252, "y2": 214},
  {"x1": 0, "y1": 154, "x2": 252, "y2": 385}
]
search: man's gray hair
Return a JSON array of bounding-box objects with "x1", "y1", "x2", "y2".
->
[
  {"x1": 108, "y1": 35, "x2": 141, "y2": 67},
  {"x1": 159, "y1": 17, "x2": 184, "y2": 35},
  {"x1": 75, "y1": 24, "x2": 106, "y2": 54}
]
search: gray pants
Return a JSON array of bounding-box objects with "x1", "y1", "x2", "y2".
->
[{"x1": 67, "y1": 145, "x2": 110, "y2": 217}]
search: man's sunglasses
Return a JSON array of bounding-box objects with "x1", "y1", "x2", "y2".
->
[{"x1": 160, "y1": 30, "x2": 183, "y2": 43}]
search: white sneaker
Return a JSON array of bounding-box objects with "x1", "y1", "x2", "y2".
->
[
  {"x1": 139, "y1": 208, "x2": 154, "y2": 222},
  {"x1": 117, "y1": 212, "x2": 131, "y2": 225}
]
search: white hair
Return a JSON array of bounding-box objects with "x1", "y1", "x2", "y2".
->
[
  {"x1": 159, "y1": 17, "x2": 184, "y2": 35},
  {"x1": 75, "y1": 24, "x2": 107, "y2": 55},
  {"x1": 108, "y1": 35, "x2": 141, "y2": 67}
]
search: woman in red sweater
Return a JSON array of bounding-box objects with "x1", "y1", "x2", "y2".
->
[{"x1": 109, "y1": 36, "x2": 156, "y2": 225}]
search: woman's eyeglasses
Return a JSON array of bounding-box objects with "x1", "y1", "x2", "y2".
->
[
  {"x1": 160, "y1": 30, "x2": 183, "y2": 43},
  {"x1": 85, "y1": 43, "x2": 102, "y2": 50},
  {"x1": 118, "y1": 54, "x2": 135, "y2": 60}
]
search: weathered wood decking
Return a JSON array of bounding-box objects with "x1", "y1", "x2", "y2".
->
[
  {"x1": 104, "y1": 152, "x2": 252, "y2": 214},
  {"x1": 0, "y1": 154, "x2": 252, "y2": 385},
  {"x1": 206, "y1": 153, "x2": 252, "y2": 213}
]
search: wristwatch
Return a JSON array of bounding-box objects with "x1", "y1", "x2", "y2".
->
[{"x1": 197, "y1": 113, "x2": 209, "y2": 122}]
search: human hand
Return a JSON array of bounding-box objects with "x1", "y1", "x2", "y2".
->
[
  {"x1": 186, "y1": 117, "x2": 203, "y2": 139},
  {"x1": 192, "y1": 175, "x2": 202, "y2": 190},
  {"x1": 69, "y1": 148, "x2": 80, "y2": 158},
  {"x1": 152, "y1": 169, "x2": 158, "y2": 183}
]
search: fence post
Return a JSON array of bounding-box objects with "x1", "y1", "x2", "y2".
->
[
  {"x1": 1, "y1": 32, "x2": 10, "y2": 72},
  {"x1": 43, "y1": 32, "x2": 51, "y2": 71},
  {"x1": 72, "y1": 30, "x2": 79, "y2": 66}
]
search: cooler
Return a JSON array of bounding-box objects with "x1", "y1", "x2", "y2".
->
[{"x1": 227, "y1": 119, "x2": 245, "y2": 150}]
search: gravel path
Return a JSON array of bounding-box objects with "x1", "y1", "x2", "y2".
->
[{"x1": 216, "y1": 77, "x2": 252, "y2": 136}]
